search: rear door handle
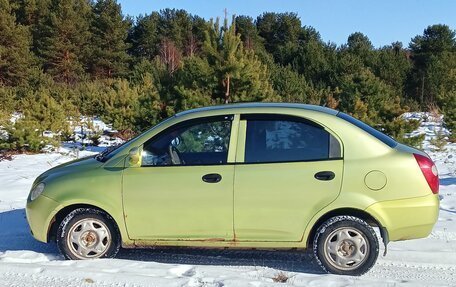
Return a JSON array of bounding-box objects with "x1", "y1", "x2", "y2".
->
[
  {"x1": 202, "y1": 173, "x2": 222, "y2": 183},
  {"x1": 314, "y1": 171, "x2": 335, "y2": 181}
]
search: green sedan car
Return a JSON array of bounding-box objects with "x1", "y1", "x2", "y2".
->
[{"x1": 26, "y1": 103, "x2": 439, "y2": 275}]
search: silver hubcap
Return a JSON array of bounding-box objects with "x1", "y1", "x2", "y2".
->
[
  {"x1": 323, "y1": 227, "x2": 369, "y2": 270},
  {"x1": 67, "y1": 218, "x2": 111, "y2": 259}
]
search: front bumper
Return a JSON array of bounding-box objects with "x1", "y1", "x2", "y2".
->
[
  {"x1": 26, "y1": 195, "x2": 61, "y2": 243},
  {"x1": 365, "y1": 194, "x2": 439, "y2": 241}
]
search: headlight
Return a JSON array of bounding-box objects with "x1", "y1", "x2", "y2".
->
[{"x1": 30, "y1": 183, "x2": 45, "y2": 201}]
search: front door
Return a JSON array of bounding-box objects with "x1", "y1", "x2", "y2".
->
[
  {"x1": 234, "y1": 114, "x2": 343, "y2": 241},
  {"x1": 123, "y1": 115, "x2": 235, "y2": 240}
]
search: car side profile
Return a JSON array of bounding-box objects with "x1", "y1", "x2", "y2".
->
[{"x1": 26, "y1": 103, "x2": 439, "y2": 275}]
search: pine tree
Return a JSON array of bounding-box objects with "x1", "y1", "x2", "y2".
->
[
  {"x1": 256, "y1": 12, "x2": 303, "y2": 63},
  {"x1": 372, "y1": 42, "x2": 411, "y2": 96},
  {"x1": 157, "y1": 9, "x2": 194, "y2": 51},
  {"x1": 135, "y1": 73, "x2": 162, "y2": 131},
  {"x1": 0, "y1": 87, "x2": 16, "y2": 124},
  {"x1": 21, "y1": 89, "x2": 68, "y2": 133},
  {"x1": 269, "y1": 63, "x2": 311, "y2": 103},
  {"x1": 14, "y1": 0, "x2": 52, "y2": 56},
  {"x1": 129, "y1": 9, "x2": 206, "y2": 61},
  {"x1": 235, "y1": 15, "x2": 263, "y2": 51},
  {"x1": 38, "y1": 0, "x2": 92, "y2": 83},
  {"x1": 99, "y1": 79, "x2": 140, "y2": 132},
  {"x1": 409, "y1": 24, "x2": 456, "y2": 106},
  {"x1": 0, "y1": 0, "x2": 35, "y2": 86},
  {"x1": 129, "y1": 12, "x2": 160, "y2": 60},
  {"x1": 89, "y1": 0, "x2": 131, "y2": 78},
  {"x1": 291, "y1": 29, "x2": 335, "y2": 87},
  {"x1": 203, "y1": 16, "x2": 276, "y2": 103},
  {"x1": 0, "y1": 89, "x2": 68, "y2": 152},
  {"x1": 174, "y1": 56, "x2": 215, "y2": 110}
]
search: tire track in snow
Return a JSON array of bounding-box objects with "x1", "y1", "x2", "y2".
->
[
  {"x1": 0, "y1": 270, "x2": 143, "y2": 287},
  {"x1": 366, "y1": 260, "x2": 456, "y2": 286}
]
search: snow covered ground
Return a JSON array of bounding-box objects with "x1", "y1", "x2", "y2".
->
[{"x1": 0, "y1": 113, "x2": 455, "y2": 286}]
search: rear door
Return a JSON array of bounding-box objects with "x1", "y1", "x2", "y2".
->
[{"x1": 233, "y1": 114, "x2": 343, "y2": 241}]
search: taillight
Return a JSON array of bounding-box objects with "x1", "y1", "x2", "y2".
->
[{"x1": 413, "y1": 153, "x2": 439, "y2": 194}]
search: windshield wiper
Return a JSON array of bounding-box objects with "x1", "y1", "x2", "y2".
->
[
  {"x1": 95, "y1": 146, "x2": 114, "y2": 162},
  {"x1": 94, "y1": 153, "x2": 104, "y2": 161}
]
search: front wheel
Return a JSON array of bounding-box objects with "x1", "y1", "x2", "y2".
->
[
  {"x1": 313, "y1": 216, "x2": 379, "y2": 276},
  {"x1": 57, "y1": 208, "x2": 120, "y2": 260}
]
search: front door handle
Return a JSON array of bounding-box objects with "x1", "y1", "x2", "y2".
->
[
  {"x1": 202, "y1": 173, "x2": 222, "y2": 183},
  {"x1": 314, "y1": 171, "x2": 335, "y2": 181}
]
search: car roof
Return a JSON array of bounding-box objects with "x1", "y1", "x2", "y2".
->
[{"x1": 175, "y1": 103, "x2": 339, "y2": 118}]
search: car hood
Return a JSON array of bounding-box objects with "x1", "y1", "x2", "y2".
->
[{"x1": 33, "y1": 155, "x2": 103, "y2": 186}]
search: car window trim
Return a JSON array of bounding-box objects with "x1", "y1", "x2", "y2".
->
[
  {"x1": 240, "y1": 113, "x2": 343, "y2": 164},
  {"x1": 138, "y1": 156, "x2": 344, "y2": 168},
  {"x1": 141, "y1": 114, "x2": 234, "y2": 167},
  {"x1": 240, "y1": 113, "x2": 324, "y2": 129},
  {"x1": 139, "y1": 113, "x2": 345, "y2": 167}
]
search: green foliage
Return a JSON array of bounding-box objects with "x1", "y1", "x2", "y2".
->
[
  {"x1": 409, "y1": 25, "x2": 456, "y2": 106},
  {"x1": 94, "y1": 79, "x2": 140, "y2": 132},
  {"x1": 129, "y1": 9, "x2": 206, "y2": 60},
  {"x1": 0, "y1": 120, "x2": 47, "y2": 152},
  {"x1": 430, "y1": 129, "x2": 447, "y2": 151},
  {"x1": 135, "y1": 73, "x2": 162, "y2": 131},
  {"x1": 89, "y1": 0, "x2": 131, "y2": 78},
  {"x1": 20, "y1": 89, "x2": 68, "y2": 133},
  {"x1": 0, "y1": 0, "x2": 35, "y2": 85},
  {"x1": 256, "y1": 12, "x2": 303, "y2": 63},
  {"x1": 235, "y1": 15, "x2": 263, "y2": 52},
  {"x1": 0, "y1": 87, "x2": 16, "y2": 122},
  {"x1": 336, "y1": 68, "x2": 404, "y2": 124},
  {"x1": 269, "y1": 64, "x2": 310, "y2": 103},
  {"x1": 382, "y1": 118, "x2": 424, "y2": 148},
  {"x1": 372, "y1": 43, "x2": 411, "y2": 95},
  {"x1": 1, "y1": 4, "x2": 455, "y2": 151},
  {"x1": 38, "y1": 0, "x2": 92, "y2": 83},
  {"x1": 203, "y1": 16, "x2": 276, "y2": 103},
  {"x1": 89, "y1": 132, "x2": 102, "y2": 146},
  {"x1": 0, "y1": 89, "x2": 68, "y2": 152},
  {"x1": 178, "y1": 121, "x2": 231, "y2": 153}
]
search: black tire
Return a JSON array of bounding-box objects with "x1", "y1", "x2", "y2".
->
[
  {"x1": 313, "y1": 216, "x2": 379, "y2": 276},
  {"x1": 57, "y1": 208, "x2": 120, "y2": 260}
]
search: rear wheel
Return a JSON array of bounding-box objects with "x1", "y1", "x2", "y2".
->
[
  {"x1": 57, "y1": 208, "x2": 120, "y2": 260},
  {"x1": 313, "y1": 216, "x2": 379, "y2": 276}
]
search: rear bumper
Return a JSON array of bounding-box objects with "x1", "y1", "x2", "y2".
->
[
  {"x1": 26, "y1": 195, "x2": 60, "y2": 243},
  {"x1": 365, "y1": 194, "x2": 439, "y2": 241}
]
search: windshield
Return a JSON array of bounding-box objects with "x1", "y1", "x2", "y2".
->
[
  {"x1": 95, "y1": 116, "x2": 177, "y2": 162},
  {"x1": 95, "y1": 134, "x2": 140, "y2": 162}
]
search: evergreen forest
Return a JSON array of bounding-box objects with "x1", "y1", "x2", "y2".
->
[{"x1": 1, "y1": 0, "x2": 455, "y2": 151}]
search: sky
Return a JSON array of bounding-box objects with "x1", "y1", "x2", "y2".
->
[{"x1": 117, "y1": 0, "x2": 456, "y2": 48}]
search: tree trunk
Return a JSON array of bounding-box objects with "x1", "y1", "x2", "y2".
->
[{"x1": 225, "y1": 76, "x2": 230, "y2": 103}]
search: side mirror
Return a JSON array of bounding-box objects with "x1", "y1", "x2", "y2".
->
[{"x1": 128, "y1": 147, "x2": 141, "y2": 166}]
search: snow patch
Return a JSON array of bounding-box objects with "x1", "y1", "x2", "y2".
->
[
  {"x1": 0, "y1": 111, "x2": 454, "y2": 286},
  {"x1": 0, "y1": 251, "x2": 57, "y2": 263}
]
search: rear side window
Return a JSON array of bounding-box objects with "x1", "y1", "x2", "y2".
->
[
  {"x1": 337, "y1": 112, "x2": 397, "y2": 148},
  {"x1": 243, "y1": 115, "x2": 341, "y2": 163}
]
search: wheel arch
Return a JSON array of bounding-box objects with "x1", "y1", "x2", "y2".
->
[
  {"x1": 48, "y1": 203, "x2": 121, "y2": 243},
  {"x1": 306, "y1": 207, "x2": 385, "y2": 248}
]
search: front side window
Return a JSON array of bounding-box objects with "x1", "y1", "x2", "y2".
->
[
  {"x1": 142, "y1": 116, "x2": 232, "y2": 166},
  {"x1": 244, "y1": 115, "x2": 341, "y2": 163}
]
